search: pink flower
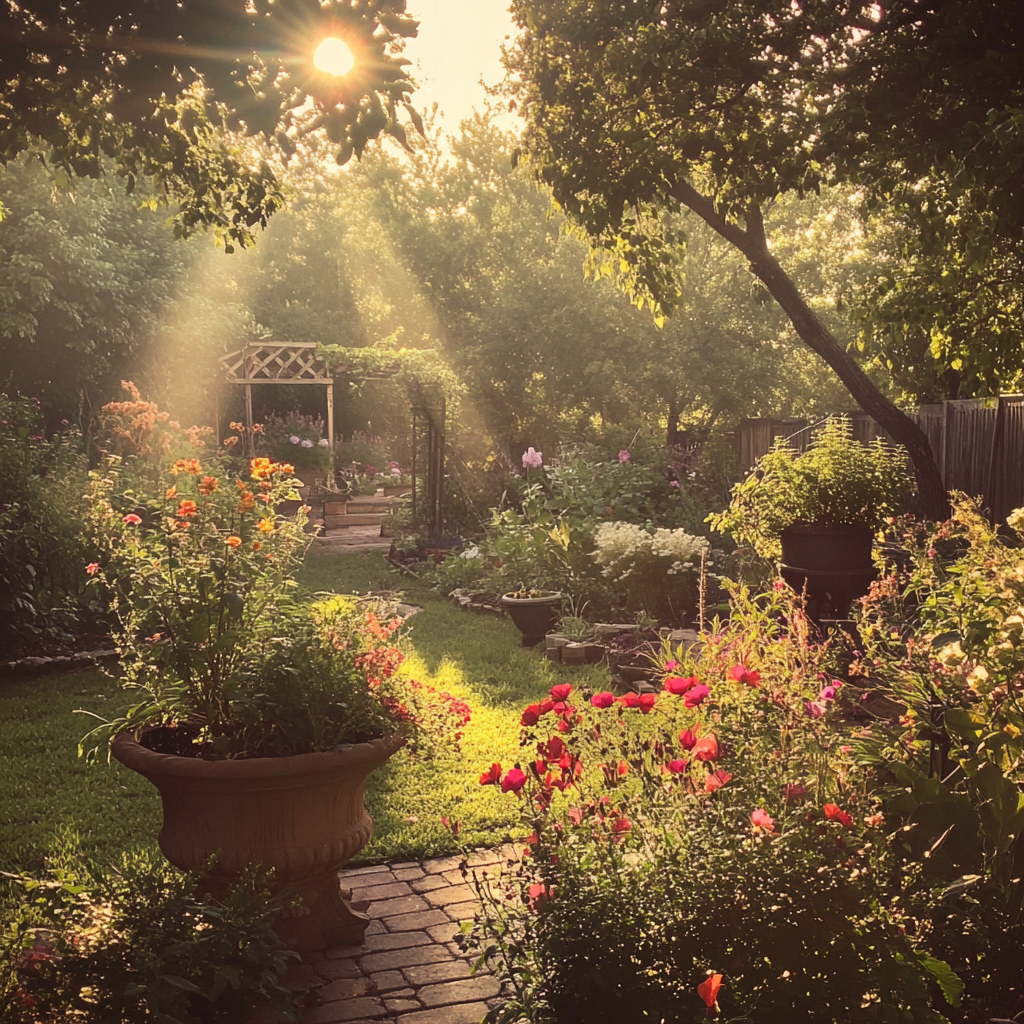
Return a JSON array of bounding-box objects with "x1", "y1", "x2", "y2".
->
[
  {"x1": 618, "y1": 449, "x2": 631, "y2": 463},
  {"x1": 479, "y1": 763, "x2": 502, "y2": 786},
  {"x1": 123, "y1": 513, "x2": 142, "y2": 525},
  {"x1": 705, "y1": 769, "x2": 732, "y2": 792},
  {"x1": 784, "y1": 783, "x2": 808, "y2": 802},
  {"x1": 550, "y1": 683, "x2": 573, "y2": 701},
  {"x1": 591, "y1": 691, "x2": 616, "y2": 709},
  {"x1": 666, "y1": 759, "x2": 688, "y2": 775},
  {"x1": 663, "y1": 660, "x2": 678, "y2": 671},
  {"x1": 610, "y1": 815, "x2": 631, "y2": 839},
  {"x1": 522, "y1": 447, "x2": 543, "y2": 468},
  {"x1": 729, "y1": 664, "x2": 761, "y2": 687},
  {"x1": 751, "y1": 808, "x2": 776, "y2": 832},
  {"x1": 804, "y1": 699, "x2": 826, "y2": 718},
  {"x1": 669, "y1": 480, "x2": 680, "y2": 488},
  {"x1": 664, "y1": 675, "x2": 698, "y2": 696},
  {"x1": 528, "y1": 882, "x2": 554, "y2": 909},
  {"x1": 501, "y1": 768, "x2": 528, "y2": 794},
  {"x1": 85, "y1": 563, "x2": 100, "y2": 575},
  {"x1": 678, "y1": 728, "x2": 698, "y2": 750},
  {"x1": 818, "y1": 684, "x2": 837, "y2": 702},
  {"x1": 698, "y1": 974, "x2": 723, "y2": 1010},
  {"x1": 684, "y1": 684, "x2": 710, "y2": 708}
]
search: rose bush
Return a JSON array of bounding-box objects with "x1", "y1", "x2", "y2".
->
[{"x1": 462, "y1": 586, "x2": 962, "y2": 1023}]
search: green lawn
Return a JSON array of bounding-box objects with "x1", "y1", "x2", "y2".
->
[{"x1": 0, "y1": 547, "x2": 608, "y2": 872}]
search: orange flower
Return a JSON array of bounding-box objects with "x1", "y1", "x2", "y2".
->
[
  {"x1": 176, "y1": 500, "x2": 198, "y2": 519},
  {"x1": 257, "y1": 519, "x2": 275, "y2": 534},
  {"x1": 198, "y1": 476, "x2": 218, "y2": 495},
  {"x1": 251, "y1": 540, "x2": 262, "y2": 551},
  {"x1": 222, "y1": 436, "x2": 239, "y2": 447},
  {"x1": 238, "y1": 491, "x2": 255, "y2": 512},
  {"x1": 278, "y1": 462, "x2": 295, "y2": 475},
  {"x1": 225, "y1": 535, "x2": 242, "y2": 548},
  {"x1": 169, "y1": 458, "x2": 202, "y2": 475},
  {"x1": 165, "y1": 486, "x2": 177, "y2": 500},
  {"x1": 230, "y1": 421, "x2": 244, "y2": 432}
]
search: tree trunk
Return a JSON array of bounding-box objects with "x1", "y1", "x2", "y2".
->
[
  {"x1": 666, "y1": 397, "x2": 683, "y2": 446},
  {"x1": 668, "y1": 182, "x2": 951, "y2": 521}
]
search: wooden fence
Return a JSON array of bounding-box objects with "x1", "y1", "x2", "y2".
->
[{"x1": 734, "y1": 396, "x2": 1024, "y2": 524}]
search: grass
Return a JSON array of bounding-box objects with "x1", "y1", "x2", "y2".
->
[{"x1": 0, "y1": 547, "x2": 609, "y2": 872}]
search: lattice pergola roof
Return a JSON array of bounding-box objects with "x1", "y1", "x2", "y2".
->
[
  {"x1": 220, "y1": 340, "x2": 400, "y2": 384},
  {"x1": 221, "y1": 341, "x2": 333, "y2": 384}
]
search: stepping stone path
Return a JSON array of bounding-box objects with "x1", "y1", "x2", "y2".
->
[{"x1": 251, "y1": 847, "x2": 516, "y2": 1024}]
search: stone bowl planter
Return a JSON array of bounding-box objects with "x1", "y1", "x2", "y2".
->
[
  {"x1": 500, "y1": 592, "x2": 562, "y2": 647},
  {"x1": 111, "y1": 730, "x2": 405, "y2": 952}
]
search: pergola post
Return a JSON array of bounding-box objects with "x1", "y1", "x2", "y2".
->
[{"x1": 326, "y1": 382, "x2": 335, "y2": 488}]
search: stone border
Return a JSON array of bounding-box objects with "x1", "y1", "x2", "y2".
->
[{"x1": 0, "y1": 648, "x2": 118, "y2": 680}]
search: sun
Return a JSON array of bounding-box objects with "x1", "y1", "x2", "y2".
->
[{"x1": 313, "y1": 37, "x2": 355, "y2": 77}]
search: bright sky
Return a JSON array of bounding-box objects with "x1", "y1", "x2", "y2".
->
[{"x1": 402, "y1": 0, "x2": 520, "y2": 130}]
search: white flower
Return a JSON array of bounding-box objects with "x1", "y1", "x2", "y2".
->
[
  {"x1": 1008, "y1": 506, "x2": 1024, "y2": 534},
  {"x1": 318, "y1": 438, "x2": 330, "y2": 448},
  {"x1": 301, "y1": 439, "x2": 314, "y2": 448},
  {"x1": 289, "y1": 435, "x2": 300, "y2": 444}
]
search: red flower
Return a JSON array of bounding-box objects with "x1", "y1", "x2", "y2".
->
[
  {"x1": 479, "y1": 762, "x2": 502, "y2": 786},
  {"x1": 751, "y1": 808, "x2": 776, "y2": 832},
  {"x1": 729, "y1": 664, "x2": 761, "y2": 687},
  {"x1": 123, "y1": 513, "x2": 142, "y2": 525},
  {"x1": 704, "y1": 770, "x2": 732, "y2": 792},
  {"x1": 591, "y1": 691, "x2": 616, "y2": 708},
  {"x1": 784, "y1": 783, "x2": 808, "y2": 802},
  {"x1": 539, "y1": 736, "x2": 566, "y2": 761},
  {"x1": 666, "y1": 759, "x2": 688, "y2": 775},
  {"x1": 823, "y1": 803, "x2": 854, "y2": 828},
  {"x1": 664, "y1": 675, "x2": 698, "y2": 695},
  {"x1": 501, "y1": 768, "x2": 528, "y2": 793},
  {"x1": 520, "y1": 702, "x2": 550, "y2": 726},
  {"x1": 567, "y1": 807, "x2": 583, "y2": 826},
  {"x1": 618, "y1": 692, "x2": 657, "y2": 713},
  {"x1": 697, "y1": 973, "x2": 723, "y2": 1009},
  {"x1": 550, "y1": 683, "x2": 573, "y2": 701},
  {"x1": 692, "y1": 734, "x2": 720, "y2": 762},
  {"x1": 610, "y1": 815, "x2": 631, "y2": 839},
  {"x1": 176, "y1": 499, "x2": 198, "y2": 519},
  {"x1": 679, "y1": 728, "x2": 698, "y2": 750},
  {"x1": 528, "y1": 883, "x2": 554, "y2": 910},
  {"x1": 601, "y1": 760, "x2": 629, "y2": 784},
  {"x1": 684, "y1": 684, "x2": 710, "y2": 708},
  {"x1": 85, "y1": 562, "x2": 100, "y2": 575}
]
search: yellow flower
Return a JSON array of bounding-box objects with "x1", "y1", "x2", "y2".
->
[{"x1": 257, "y1": 519, "x2": 275, "y2": 534}]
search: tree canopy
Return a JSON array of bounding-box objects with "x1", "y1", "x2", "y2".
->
[
  {"x1": 506, "y1": 0, "x2": 1024, "y2": 516},
  {"x1": 0, "y1": 0, "x2": 422, "y2": 248}
]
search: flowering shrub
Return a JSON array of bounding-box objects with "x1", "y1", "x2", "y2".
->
[
  {"x1": 82, "y1": 403, "x2": 460, "y2": 758},
  {"x1": 257, "y1": 411, "x2": 332, "y2": 472},
  {"x1": 592, "y1": 521, "x2": 710, "y2": 622},
  {"x1": 852, "y1": 496, "x2": 1024, "y2": 1015},
  {"x1": 0, "y1": 839, "x2": 295, "y2": 1024},
  {"x1": 462, "y1": 586, "x2": 962, "y2": 1023}
]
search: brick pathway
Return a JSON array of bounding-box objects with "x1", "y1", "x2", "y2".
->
[{"x1": 252, "y1": 848, "x2": 513, "y2": 1024}]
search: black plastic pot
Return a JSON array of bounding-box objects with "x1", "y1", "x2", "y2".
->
[
  {"x1": 500, "y1": 592, "x2": 562, "y2": 647},
  {"x1": 779, "y1": 523, "x2": 877, "y2": 619}
]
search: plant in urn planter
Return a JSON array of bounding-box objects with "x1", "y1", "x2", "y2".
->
[
  {"x1": 708, "y1": 418, "x2": 913, "y2": 616},
  {"x1": 81, "y1": 429, "x2": 453, "y2": 952}
]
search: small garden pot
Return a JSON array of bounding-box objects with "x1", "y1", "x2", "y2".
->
[
  {"x1": 500, "y1": 592, "x2": 562, "y2": 647},
  {"x1": 779, "y1": 522, "x2": 877, "y2": 619},
  {"x1": 111, "y1": 730, "x2": 405, "y2": 953}
]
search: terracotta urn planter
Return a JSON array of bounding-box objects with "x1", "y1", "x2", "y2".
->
[{"x1": 111, "y1": 730, "x2": 404, "y2": 953}]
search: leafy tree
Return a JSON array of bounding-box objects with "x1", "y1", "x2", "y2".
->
[
  {"x1": 503, "y1": 0, "x2": 1024, "y2": 518},
  {"x1": 1, "y1": 0, "x2": 422, "y2": 248}
]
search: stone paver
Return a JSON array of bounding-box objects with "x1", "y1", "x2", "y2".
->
[
  {"x1": 250, "y1": 851, "x2": 508, "y2": 1024},
  {"x1": 417, "y1": 977, "x2": 500, "y2": 1008},
  {"x1": 396, "y1": 1003, "x2": 490, "y2": 1024},
  {"x1": 366, "y1": 894, "x2": 429, "y2": 920}
]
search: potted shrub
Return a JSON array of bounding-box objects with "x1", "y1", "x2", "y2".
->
[
  {"x1": 708, "y1": 418, "x2": 911, "y2": 613},
  {"x1": 81, "y1": 436, "x2": 440, "y2": 953},
  {"x1": 500, "y1": 587, "x2": 563, "y2": 647}
]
